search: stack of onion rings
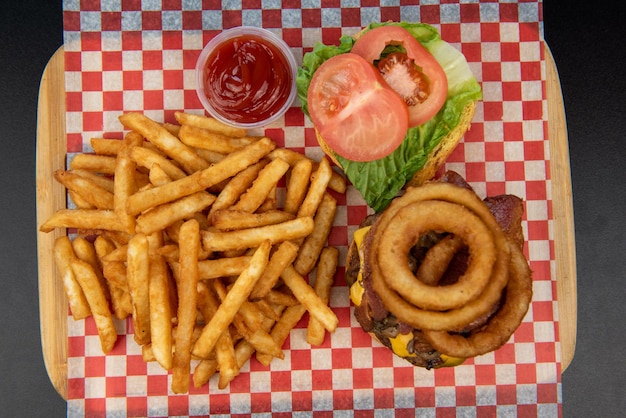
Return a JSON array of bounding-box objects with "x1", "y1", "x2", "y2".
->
[{"x1": 365, "y1": 181, "x2": 532, "y2": 358}]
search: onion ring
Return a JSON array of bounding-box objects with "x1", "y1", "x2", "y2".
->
[
  {"x1": 378, "y1": 200, "x2": 496, "y2": 311},
  {"x1": 367, "y1": 181, "x2": 511, "y2": 331},
  {"x1": 422, "y1": 240, "x2": 533, "y2": 358},
  {"x1": 415, "y1": 234, "x2": 465, "y2": 286}
]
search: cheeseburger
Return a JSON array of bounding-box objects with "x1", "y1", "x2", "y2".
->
[
  {"x1": 345, "y1": 171, "x2": 533, "y2": 368},
  {"x1": 297, "y1": 22, "x2": 482, "y2": 212}
]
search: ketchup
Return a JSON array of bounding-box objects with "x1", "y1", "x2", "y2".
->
[{"x1": 203, "y1": 34, "x2": 294, "y2": 124}]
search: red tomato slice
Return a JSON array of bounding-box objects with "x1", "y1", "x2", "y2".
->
[
  {"x1": 307, "y1": 53, "x2": 409, "y2": 162},
  {"x1": 351, "y1": 25, "x2": 448, "y2": 128}
]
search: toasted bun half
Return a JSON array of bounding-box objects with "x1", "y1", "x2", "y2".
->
[{"x1": 315, "y1": 100, "x2": 476, "y2": 187}]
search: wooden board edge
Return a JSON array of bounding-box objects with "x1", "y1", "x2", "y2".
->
[
  {"x1": 36, "y1": 46, "x2": 68, "y2": 401},
  {"x1": 545, "y1": 44, "x2": 578, "y2": 371}
]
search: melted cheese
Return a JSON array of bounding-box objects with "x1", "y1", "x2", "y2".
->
[
  {"x1": 389, "y1": 332, "x2": 417, "y2": 358},
  {"x1": 349, "y1": 226, "x2": 371, "y2": 307}
]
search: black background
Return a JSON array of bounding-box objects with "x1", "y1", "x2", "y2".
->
[{"x1": 1, "y1": 1, "x2": 624, "y2": 416}]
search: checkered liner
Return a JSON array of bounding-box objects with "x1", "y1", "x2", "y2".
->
[{"x1": 61, "y1": 1, "x2": 561, "y2": 416}]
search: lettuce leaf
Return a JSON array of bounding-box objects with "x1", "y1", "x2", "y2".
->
[{"x1": 296, "y1": 22, "x2": 482, "y2": 213}]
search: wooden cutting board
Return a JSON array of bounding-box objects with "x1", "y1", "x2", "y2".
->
[{"x1": 36, "y1": 45, "x2": 577, "y2": 401}]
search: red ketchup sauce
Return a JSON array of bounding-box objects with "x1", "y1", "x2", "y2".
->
[{"x1": 203, "y1": 34, "x2": 294, "y2": 124}]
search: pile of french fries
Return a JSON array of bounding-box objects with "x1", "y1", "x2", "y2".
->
[{"x1": 40, "y1": 111, "x2": 346, "y2": 393}]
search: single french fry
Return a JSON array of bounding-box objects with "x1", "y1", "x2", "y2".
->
[
  {"x1": 149, "y1": 253, "x2": 173, "y2": 370},
  {"x1": 193, "y1": 357, "x2": 218, "y2": 389},
  {"x1": 178, "y1": 124, "x2": 255, "y2": 154},
  {"x1": 126, "y1": 233, "x2": 151, "y2": 345},
  {"x1": 170, "y1": 219, "x2": 200, "y2": 393},
  {"x1": 119, "y1": 112, "x2": 209, "y2": 174},
  {"x1": 200, "y1": 217, "x2": 314, "y2": 253},
  {"x1": 114, "y1": 131, "x2": 143, "y2": 234},
  {"x1": 230, "y1": 157, "x2": 290, "y2": 213},
  {"x1": 129, "y1": 145, "x2": 187, "y2": 181},
  {"x1": 72, "y1": 236, "x2": 110, "y2": 302},
  {"x1": 208, "y1": 159, "x2": 268, "y2": 218},
  {"x1": 70, "y1": 169, "x2": 115, "y2": 193},
  {"x1": 54, "y1": 169, "x2": 114, "y2": 210},
  {"x1": 68, "y1": 190, "x2": 94, "y2": 209},
  {"x1": 284, "y1": 157, "x2": 312, "y2": 214},
  {"x1": 135, "y1": 191, "x2": 216, "y2": 235},
  {"x1": 171, "y1": 219, "x2": 200, "y2": 394},
  {"x1": 306, "y1": 247, "x2": 339, "y2": 346},
  {"x1": 327, "y1": 168, "x2": 347, "y2": 194},
  {"x1": 53, "y1": 236, "x2": 91, "y2": 320},
  {"x1": 196, "y1": 256, "x2": 252, "y2": 280},
  {"x1": 40, "y1": 209, "x2": 125, "y2": 233},
  {"x1": 90, "y1": 138, "x2": 122, "y2": 155},
  {"x1": 126, "y1": 138, "x2": 275, "y2": 216},
  {"x1": 280, "y1": 265, "x2": 338, "y2": 333},
  {"x1": 297, "y1": 157, "x2": 333, "y2": 219},
  {"x1": 70, "y1": 258, "x2": 118, "y2": 353},
  {"x1": 69, "y1": 153, "x2": 117, "y2": 175},
  {"x1": 256, "y1": 303, "x2": 307, "y2": 367},
  {"x1": 249, "y1": 240, "x2": 299, "y2": 301},
  {"x1": 210, "y1": 209, "x2": 295, "y2": 231},
  {"x1": 192, "y1": 240, "x2": 271, "y2": 359},
  {"x1": 174, "y1": 111, "x2": 247, "y2": 138},
  {"x1": 294, "y1": 192, "x2": 337, "y2": 275}
]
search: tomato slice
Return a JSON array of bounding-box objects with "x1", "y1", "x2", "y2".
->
[
  {"x1": 308, "y1": 53, "x2": 409, "y2": 162},
  {"x1": 351, "y1": 25, "x2": 448, "y2": 128}
]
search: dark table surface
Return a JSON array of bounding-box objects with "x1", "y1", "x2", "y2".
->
[{"x1": 2, "y1": 1, "x2": 624, "y2": 416}]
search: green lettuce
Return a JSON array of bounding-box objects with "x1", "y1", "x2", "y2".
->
[{"x1": 296, "y1": 22, "x2": 482, "y2": 213}]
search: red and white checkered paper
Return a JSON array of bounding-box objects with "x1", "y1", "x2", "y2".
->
[{"x1": 61, "y1": 0, "x2": 561, "y2": 416}]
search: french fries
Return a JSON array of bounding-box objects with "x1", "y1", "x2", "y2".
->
[
  {"x1": 192, "y1": 240, "x2": 272, "y2": 359},
  {"x1": 40, "y1": 111, "x2": 346, "y2": 393},
  {"x1": 172, "y1": 219, "x2": 200, "y2": 394}
]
